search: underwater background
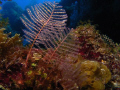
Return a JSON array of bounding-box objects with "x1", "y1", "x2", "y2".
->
[
  {"x1": 0, "y1": 0, "x2": 120, "y2": 43},
  {"x1": 0, "y1": 0, "x2": 120, "y2": 90}
]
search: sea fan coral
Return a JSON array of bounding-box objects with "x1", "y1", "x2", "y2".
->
[
  {"x1": 20, "y1": 1, "x2": 79, "y2": 69},
  {"x1": 20, "y1": 1, "x2": 68, "y2": 67},
  {"x1": 20, "y1": 1, "x2": 81, "y2": 89}
]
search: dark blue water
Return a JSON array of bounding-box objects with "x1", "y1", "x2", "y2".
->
[{"x1": 1, "y1": 0, "x2": 60, "y2": 10}]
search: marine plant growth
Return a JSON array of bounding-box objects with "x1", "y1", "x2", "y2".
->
[{"x1": 0, "y1": 1, "x2": 120, "y2": 90}]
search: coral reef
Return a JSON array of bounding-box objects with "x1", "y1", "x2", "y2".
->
[
  {"x1": 0, "y1": 2, "x2": 120, "y2": 90},
  {"x1": 0, "y1": 22, "x2": 119, "y2": 90},
  {"x1": 73, "y1": 22, "x2": 120, "y2": 89}
]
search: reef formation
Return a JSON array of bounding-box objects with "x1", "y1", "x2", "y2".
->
[{"x1": 0, "y1": 1, "x2": 120, "y2": 90}]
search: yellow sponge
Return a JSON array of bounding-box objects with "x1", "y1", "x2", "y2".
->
[{"x1": 79, "y1": 60, "x2": 111, "y2": 90}]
